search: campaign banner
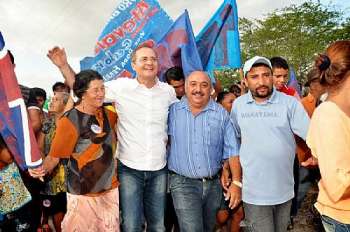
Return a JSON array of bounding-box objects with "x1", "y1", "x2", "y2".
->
[
  {"x1": 155, "y1": 10, "x2": 203, "y2": 81},
  {"x1": 0, "y1": 32, "x2": 42, "y2": 170},
  {"x1": 196, "y1": 0, "x2": 241, "y2": 77},
  {"x1": 80, "y1": 0, "x2": 173, "y2": 81}
]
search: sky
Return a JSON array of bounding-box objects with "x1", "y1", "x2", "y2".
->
[{"x1": 0, "y1": 0, "x2": 348, "y2": 94}]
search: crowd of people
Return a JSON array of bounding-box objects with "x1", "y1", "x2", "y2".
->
[{"x1": 0, "y1": 39, "x2": 349, "y2": 232}]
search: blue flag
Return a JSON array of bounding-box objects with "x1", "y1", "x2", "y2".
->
[
  {"x1": 155, "y1": 10, "x2": 203, "y2": 81},
  {"x1": 287, "y1": 67, "x2": 301, "y2": 97},
  {"x1": 0, "y1": 33, "x2": 42, "y2": 170},
  {"x1": 196, "y1": 0, "x2": 241, "y2": 77},
  {"x1": 80, "y1": 0, "x2": 173, "y2": 81}
]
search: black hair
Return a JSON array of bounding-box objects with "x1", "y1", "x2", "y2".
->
[
  {"x1": 27, "y1": 87, "x2": 47, "y2": 107},
  {"x1": 52, "y1": 82, "x2": 70, "y2": 92},
  {"x1": 165, "y1": 66, "x2": 185, "y2": 84},
  {"x1": 270, "y1": 57, "x2": 289, "y2": 70},
  {"x1": 73, "y1": 70, "x2": 103, "y2": 99},
  {"x1": 216, "y1": 91, "x2": 232, "y2": 104},
  {"x1": 229, "y1": 84, "x2": 242, "y2": 98}
]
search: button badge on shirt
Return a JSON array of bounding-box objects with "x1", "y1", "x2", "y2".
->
[{"x1": 91, "y1": 124, "x2": 102, "y2": 134}]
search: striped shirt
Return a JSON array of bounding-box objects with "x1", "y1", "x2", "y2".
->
[{"x1": 167, "y1": 97, "x2": 239, "y2": 178}]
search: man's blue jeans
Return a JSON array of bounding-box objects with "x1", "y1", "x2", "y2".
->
[
  {"x1": 322, "y1": 215, "x2": 350, "y2": 232},
  {"x1": 118, "y1": 162, "x2": 167, "y2": 232},
  {"x1": 243, "y1": 200, "x2": 292, "y2": 232},
  {"x1": 169, "y1": 172, "x2": 222, "y2": 232}
]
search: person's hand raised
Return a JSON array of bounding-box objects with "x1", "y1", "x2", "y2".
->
[{"x1": 47, "y1": 46, "x2": 68, "y2": 69}]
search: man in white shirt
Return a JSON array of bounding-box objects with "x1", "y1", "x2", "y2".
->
[{"x1": 47, "y1": 44, "x2": 177, "y2": 231}]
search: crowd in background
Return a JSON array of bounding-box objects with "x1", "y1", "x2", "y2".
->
[{"x1": 0, "y1": 40, "x2": 349, "y2": 232}]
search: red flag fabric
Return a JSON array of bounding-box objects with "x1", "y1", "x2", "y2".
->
[{"x1": 0, "y1": 47, "x2": 42, "y2": 169}]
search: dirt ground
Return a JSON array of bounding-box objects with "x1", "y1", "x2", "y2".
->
[
  {"x1": 291, "y1": 183, "x2": 324, "y2": 232},
  {"x1": 215, "y1": 183, "x2": 325, "y2": 232}
]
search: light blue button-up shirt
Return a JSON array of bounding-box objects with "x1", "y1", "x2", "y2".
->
[
  {"x1": 231, "y1": 89, "x2": 310, "y2": 205},
  {"x1": 167, "y1": 97, "x2": 239, "y2": 179}
]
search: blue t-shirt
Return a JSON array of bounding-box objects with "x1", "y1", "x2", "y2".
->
[{"x1": 231, "y1": 89, "x2": 310, "y2": 205}]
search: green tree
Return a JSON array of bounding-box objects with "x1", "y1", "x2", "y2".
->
[
  {"x1": 239, "y1": 1, "x2": 350, "y2": 83},
  {"x1": 215, "y1": 69, "x2": 241, "y2": 91}
]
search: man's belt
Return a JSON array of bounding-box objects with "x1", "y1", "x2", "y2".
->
[{"x1": 169, "y1": 170, "x2": 219, "y2": 182}]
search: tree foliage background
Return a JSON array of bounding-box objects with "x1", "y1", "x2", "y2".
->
[{"x1": 217, "y1": 1, "x2": 349, "y2": 90}]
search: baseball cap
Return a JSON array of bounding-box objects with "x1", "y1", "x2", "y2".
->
[{"x1": 243, "y1": 56, "x2": 272, "y2": 77}]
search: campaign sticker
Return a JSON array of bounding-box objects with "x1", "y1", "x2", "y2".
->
[
  {"x1": 43, "y1": 199, "x2": 51, "y2": 208},
  {"x1": 91, "y1": 124, "x2": 102, "y2": 134}
]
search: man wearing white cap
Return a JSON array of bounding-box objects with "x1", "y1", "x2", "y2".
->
[{"x1": 230, "y1": 56, "x2": 310, "y2": 231}]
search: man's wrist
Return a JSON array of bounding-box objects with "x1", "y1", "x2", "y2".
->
[{"x1": 231, "y1": 180, "x2": 242, "y2": 188}]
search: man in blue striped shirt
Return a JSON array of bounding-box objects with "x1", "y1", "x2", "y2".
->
[{"x1": 167, "y1": 71, "x2": 241, "y2": 232}]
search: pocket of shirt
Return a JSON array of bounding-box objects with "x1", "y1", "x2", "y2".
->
[{"x1": 205, "y1": 123, "x2": 221, "y2": 146}]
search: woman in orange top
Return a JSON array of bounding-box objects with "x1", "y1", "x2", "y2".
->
[
  {"x1": 30, "y1": 70, "x2": 119, "y2": 231},
  {"x1": 305, "y1": 40, "x2": 350, "y2": 231}
]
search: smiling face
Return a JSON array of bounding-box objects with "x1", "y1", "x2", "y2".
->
[
  {"x1": 185, "y1": 71, "x2": 212, "y2": 109},
  {"x1": 131, "y1": 47, "x2": 158, "y2": 81},
  {"x1": 82, "y1": 79, "x2": 105, "y2": 109},
  {"x1": 245, "y1": 64, "x2": 273, "y2": 102}
]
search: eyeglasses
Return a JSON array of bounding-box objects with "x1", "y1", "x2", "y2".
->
[{"x1": 136, "y1": 57, "x2": 158, "y2": 64}]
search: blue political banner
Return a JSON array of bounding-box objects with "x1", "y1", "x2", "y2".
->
[
  {"x1": 155, "y1": 10, "x2": 203, "y2": 81},
  {"x1": 196, "y1": 0, "x2": 241, "y2": 77},
  {"x1": 80, "y1": 0, "x2": 173, "y2": 81}
]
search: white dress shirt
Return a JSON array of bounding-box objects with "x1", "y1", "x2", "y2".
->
[{"x1": 105, "y1": 78, "x2": 177, "y2": 171}]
